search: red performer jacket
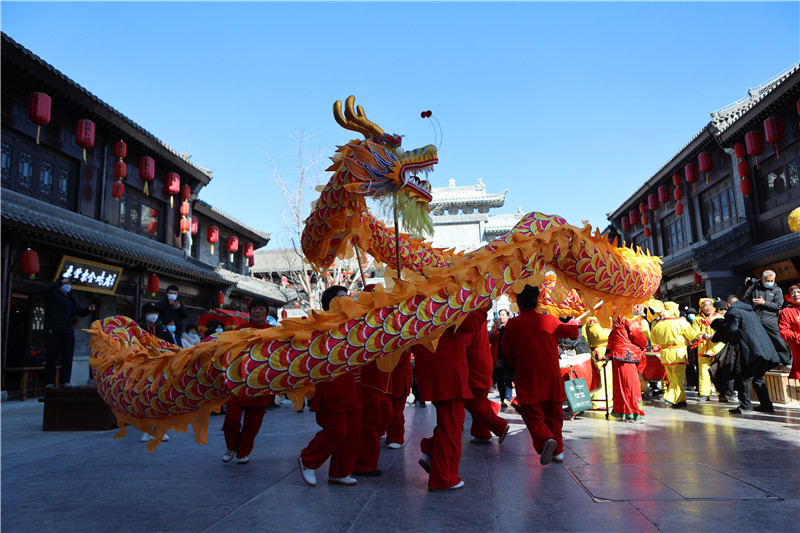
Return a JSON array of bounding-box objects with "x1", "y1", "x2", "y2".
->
[
  {"x1": 389, "y1": 350, "x2": 413, "y2": 400},
  {"x1": 360, "y1": 360, "x2": 391, "y2": 395},
  {"x1": 463, "y1": 309, "x2": 493, "y2": 391},
  {"x1": 606, "y1": 315, "x2": 648, "y2": 364},
  {"x1": 501, "y1": 308, "x2": 578, "y2": 404}
]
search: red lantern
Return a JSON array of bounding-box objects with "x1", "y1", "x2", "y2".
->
[
  {"x1": 114, "y1": 140, "x2": 127, "y2": 159},
  {"x1": 139, "y1": 157, "x2": 155, "y2": 195},
  {"x1": 684, "y1": 162, "x2": 698, "y2": 192},
  {"x1": 672, "y1": 173, "x2": 682, "y2": 187},
  {"x1": 737, "y1": 161, "x2": 750, "y2": 178},
  {"x1": 763, "y1": 116, "x2": 784, "y2": 158},
  {"x1": 281, "y1": 310, "x2": 288, "y2": 320},
  {"x1": 693, "y1": 272, "x2": 702, "y2": 286},
  {"x1": 226, "y1": 236, "x2": 239, "y2": 262},
  {"x1": 674, "y1": 188, "x2": 684, "y2": 201},
  {"x1": 745, "y1": 130, "x2": 764, "y2": 169},
  {"x1": 179, "y1": 201, "x2": 190, "y2": 217},
  {"x1": 207, "y1": 226, "x2": 219, "y2": 253},
  {"x1": 641, "y1": 214, "x2": 649, "y2": 226},
  {"x1": 148, "y1": 220, "x2": 158, "y2": 234},
  {"x1": 643, "y1": 227, "x2": 652, "y2": 238},
  {"x1": 243, "y1": 242, "x2": 254, "y2": 258},
  {"x1": 675, "y1": 202, "x2": 684, "y2": 217},
  {"x1": 179, "y1": 217, "x2": 191, "y2": 234},
  {"x1": 181, "y1": 184, "x2": 191, "y2": 201},
  {"x1": 21, "y1": 248, "x2": 40, "y2": 279},
  {"x1": 621, "y1": 218, "x2": 631, "y2": 231},
  {"x1": 112, "y1": 181, "x2": 124, "y2": 200},
  {"x1": 147, "y1": 273, "x2": 160, "y2": 296},
  {"x1": 191, "y1": 216, "x2": 199, "y2": 235},
  {"x1": 638, "y1": 202, "x2": 647, "y2": 215},
  {"x1": 739, "y1": 177, "x2": 752, "y2": 197},
  {"x1": 281, "y1": 276, "x2": 289, "y2": 287},
  {"x1": 114, "y1": 160, "x2": 127, "y2": 179},
  {"x1": 149, "y1": 208, "x2": 158, "y2": 218},
  {"x1": 166, "y1": 172, "x2": 180, "y2": 207},
  {"x1": 658, "y1": 185, "x2": 669, "y2": 211},
  {"x1": 28, "y1": 92, "x2": 52, "y2": 144},
  {"x1": 648, "y1": 193, "x2": 658, "y2": 211},
  {"x1": 216, "y1": 291, "x2": 225, "y2": 307},
  {"x1": 734, "y1": 142, "x2": 747, "y2": 160},
  {"x1": 627, "y1": 210, "x2": 638, "y2": 227},
  {"x1": 76, "y1": 119, "x2": 95, "y2": 162},
  {"x1": 698, "y1": 152, "x2": 712, "y2": 183},
  {"x1": 248, "y1": 256, "x2": 255, "y2": 268}
]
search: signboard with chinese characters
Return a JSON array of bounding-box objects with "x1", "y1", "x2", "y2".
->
[
  {"x1": 753, "y1": 260, "x2": 799, "y2": 282},
  {"x1": 53, "y1": 256, "x2": 123, "y2": 294}
]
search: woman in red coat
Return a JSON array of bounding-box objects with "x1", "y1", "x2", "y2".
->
[
  {"x1": 606, "y1": 306, "x2": 649, "y2": 421},
  {"x1": 501, "y1": 285, "x2": 579, "y2": 465},
  {"x1": 222, "y1": 297, "x2": 273, "y2": 465},
  {"x1": 299, "y1": 286, "x2": 362, "y2": 487},
  {"x1": 779, "y1": 284, "x2": 800, "y2": 379}
]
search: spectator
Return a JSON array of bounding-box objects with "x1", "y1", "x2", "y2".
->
[
  {"x1": 155, "y1": 284, "x2": 188, "y2": 334},
  {"x1": 41, "y1": 276, "x2": 96, "y2": 388},
  {"x1": 181, "y1": 324, "x2": 201, "y2": 348},
  {"x1": 491, "y1": 309, "x2": 514, "y2": 408},
  {"x1": 161, "y1": 319, "x2": 179, "y2": 345},
  {"x1": 712, "y1": 295, "x2": 782, "y2": 414},
  {"x1": 501, "y1": 285, "x2": 579, "y2": 464},
  {"x1": 221, "y1": 297, "x2": 274, "y2": 465},
  {"x1": 743, "y1": 271, "x2": 791, "y2": 365},
  {"x1": 204, "y1": 320, "x2": 226, "y2": 339},
  {"x1": 778, "y1": 284, "x2": 800, "y2": 380},
  {"x1": 139, "y1": 302, "x2": 172, "y2": 343}
]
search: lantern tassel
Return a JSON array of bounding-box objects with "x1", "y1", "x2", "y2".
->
[
  {"x1": 83, "y1": 148, "x2": 87, "y2": 163},
  {"x1": 705, "y1": 173, "x2": 709, "y2": 184},
  {"x1": 211, "y1": 244, "x2": 214, "y2": 254},
  {"x1": 36, "y1": 125, "x2": 41, "y2": 145},
  {"x1": 144, "y1": 182, "x2": 149, "y2": 196},
  {"x1": 170, "y1": 196, "x2": 174, "y2": 208},
  {"x1": 775, "y1": 144, "x2": 780, "y2": 159},
  {"x1": 756, "y1": 155, "x2": 760, "y2": 170}
]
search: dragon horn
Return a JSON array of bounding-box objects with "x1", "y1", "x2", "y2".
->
[{"x1": 333, "y1": 95, "x2": 385, "y2": 138}]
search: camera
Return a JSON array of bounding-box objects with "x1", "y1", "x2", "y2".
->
[{"x1": 744, "y1": 277, "x2": 754, "y2": 286}]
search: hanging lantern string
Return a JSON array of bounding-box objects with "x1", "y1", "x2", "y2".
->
[{"x1": 353, "y1": 240, "x2": 367, "y2": 288}]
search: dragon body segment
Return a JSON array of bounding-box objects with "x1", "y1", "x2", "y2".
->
[{"x1": 89, "y1": 97, "x2": 662, "y2": 448}]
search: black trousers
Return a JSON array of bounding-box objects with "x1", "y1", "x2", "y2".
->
[
  {"x1": 735, "y1": 358, "x2": 776, "y2": 410},
  {"x1": 45, "y1": 330, "x2": 74, "y2": 386}
]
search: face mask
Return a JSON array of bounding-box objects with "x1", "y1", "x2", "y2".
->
[
  {"x1": 687, "y1": 314, "x2": 696, "y2": 321},
  {"x1": 215, "y1": 328, "x2": 224, "y2": 333},
  {"x1": 763, "y1": 282, "x2": 774, "y2": 289},
  {"x1": 146, "y1": 313, "x2": 158, "y2": 323},
  {"x1": 60, "y1": 284, "x2": 71, "y2": 294},
  {"x1": 189, "y1": 333, "x2": 199, "y2": 339},
  {"x1": 167, "y1": 293, "x2": 178, "y2": 301},
  {"x1": 166, "y1": 325, "x2": 176, "y2": 333}
]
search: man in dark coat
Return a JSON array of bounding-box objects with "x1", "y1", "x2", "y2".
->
[
  {"x1": 711, "y1": 296, "x2": 781, "y2": 414},
  {"x1": 742, "y1": 271, "x2": 791, "y2": 364},
  {"x1": 154, "y1": 284, "x2": 189, "y2": 335},
  {"x1": 41, "y1": 277, "x2": 95, "y2": 388}
]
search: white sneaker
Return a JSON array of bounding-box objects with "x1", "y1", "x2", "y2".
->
[
  {"x1": 298, "y1": 457, "x2": 316, "y2": 486},
  {"x1": 161, "y1": 434, "x2": 170, "y2": 442},
  {"x1": 386, "y1": 442, "x2": 403, "y2": 449},
  {"x1": 222, "y1": 450, "x2": 235, "y2": 463},
  {"x1": 140, "y1": 433, "x2": 154, "y2": 442},
  {"x1": 328, "y1": 475, "x2": 357, "y2": 486},
  {"x1": 237, "y1": 455, "x2": 250, "y2": 464},
  {"x1": 429, "y1": 480, "x2": 465, "y2": 491},
  {"x1": 553, "y1": 453, "x2": 564, "y2": 462}
]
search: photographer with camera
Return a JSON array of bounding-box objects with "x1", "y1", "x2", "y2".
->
[{"x1": 743, "y1": 271, "x2": 791, "y2": 365}]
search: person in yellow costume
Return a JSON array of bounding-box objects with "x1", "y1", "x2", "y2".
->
[
  {"x1": 586, "y1": 317, "x2": 612, "y2": 410},
  {"x1": 650, "y1": 302, "x2": 695, "y2": 407},
  {"x1": 692, "y1": 298, "x2": 725, "y2": 401}
]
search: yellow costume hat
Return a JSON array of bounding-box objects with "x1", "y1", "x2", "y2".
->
[{"x1": 699, "y1": 298, "x2": 714, "y2": 307}]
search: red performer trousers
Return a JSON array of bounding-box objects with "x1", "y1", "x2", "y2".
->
[
  {"x1": 354, "y1": 388, "x2": 392, "y2": 472},
  {"x1": 463, "y1": 388, "x2": 507, "y2": 440},
  {"x1": 420, "y1": 399, "x2": 465, "y2": 489},
  {"x1": 612, "y1": 360, "x2": 644, "y2": 416},
  {"x1": 518, "y1": 401, "x2": 563, "y2": 455},
  {"x1": 386, "y1": 396, "x2": 407, "y2": 445},
  {"x1": 223, "y1": 398, "x2": 267, "y2": 458},
  {"x1": 300, "y1": 409, "x2": 360, "y2": 478}
]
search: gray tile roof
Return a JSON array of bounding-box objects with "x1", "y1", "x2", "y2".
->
[
  {"x1": 215, "y1": 268, "x2": 295, "y2": 303},
  {"x1": 251, "y1": 247, "x2": 308, "y2": 273},
  {"x1": 430, "y1": 179, "x2": 507, "y2": 207},
  {"x1": 194, "y1": 199, "x2": 271, "y2": 243},
  {"x1": 729, "y1": 231, "x2": 800, "y2": 268}
]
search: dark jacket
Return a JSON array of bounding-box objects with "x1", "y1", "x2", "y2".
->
[
  {"x1": 138, "y1": 316, "x2": 173, "y2": 343},
  {"x1": 154, "y1": 299, "x2": 188, "y2": 331},
  {"x1": 743, "y1": 281, "x2": 784, "y2": 326},
  {"x1": 41, "y1": 281, "x2": 92, "y2": 333},
  {"x1": 711, "y1": 300, "x2": 781, "y2": 371}
]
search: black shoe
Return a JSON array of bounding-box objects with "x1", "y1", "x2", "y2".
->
[
  {"x1": 699, "y1": 396, "x2": 710, "y2": 402},
  {"x1": 754, "y1": 405, "x2": 775, "y2": 413},
  {"x1": 353, "y1": 469, "x2": 382, "y2": 477},
  {"x1": 664, "y1": 400, "x2": 675, "y2": 407},
  {"x1": 729, "y1": 407, "x2": 753, "y2": 414},
  {"x1": 674, "y1": 401, "x2": 688, "y2": 408}
]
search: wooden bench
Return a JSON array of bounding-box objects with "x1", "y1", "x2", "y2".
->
[{"x1": 4, "y1": 366, "x2": 60, "y2": 401}]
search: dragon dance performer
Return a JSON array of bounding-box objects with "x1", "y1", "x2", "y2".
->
[
  {"x1": 353, "y1": 359, "x2": 392, "y2": 476},
  {"x1": 502, "y1": 285, "x2": 579, "y2": 465},
  {"x1": 650, "y1": 302, "x2": 695, "y2": 408},
  {"x1": 778, "y1": 283, "x2": 800, "y2": 380},
  {"x1": 692, "y1": 298, "x2": 725, "y2": 401},
  {"x1": 221, "y1": 298, "x2": 274, "y2": 464},
  {"x1": 384, "y1": 349, "x2": 413, "y2": 448},
  {"x1": 299, "y1": 286, "x2": 362, "y2": 487},
  {"x1": 463, "y1": 307, "x2": 510, "y2": 444},
  {"x1": 607, "y1": 305, "x2": 649, "y2": 421},
  {"x1": 586, "y1": 316, "x2": 612, "y2": 410},
  {"x1": 415, "y1": 311, "x2": 485, "y2": 491}
]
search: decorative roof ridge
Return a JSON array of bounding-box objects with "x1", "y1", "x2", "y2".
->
[
  {"x1": 1, "y1": 32, "x2": 213, "y2": 178},
  {"x1": 711, "y1": 62, "x2": 800, "y2": 119},
  {"x1": 194, "y1": 199, "x2": 270, "y2": 242}
]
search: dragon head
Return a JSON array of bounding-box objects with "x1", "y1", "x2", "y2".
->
[{"x1": 332, "y1": 96, "x2": 437, "y2": 235}]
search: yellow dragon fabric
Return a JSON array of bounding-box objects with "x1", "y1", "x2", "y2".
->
[{"x1": 89, "y1": 96, "x2": 662, "y2": 450}]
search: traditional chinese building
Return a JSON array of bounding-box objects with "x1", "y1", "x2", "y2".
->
[
  {"x1": 1, "y1": 33, "x2": 289, "y2": 396},
  {"x1": 609, "y1": 63, "x2": 800, "y2": 309}
]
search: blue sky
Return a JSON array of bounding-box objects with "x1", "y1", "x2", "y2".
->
[{"x1": 2, "y1": 2, "x2": 798, "y2": 249}]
